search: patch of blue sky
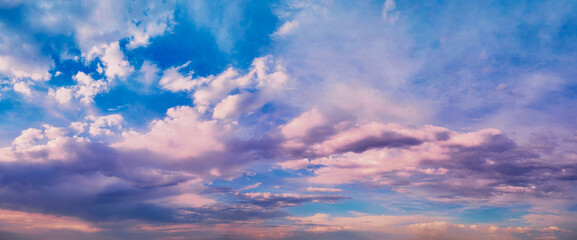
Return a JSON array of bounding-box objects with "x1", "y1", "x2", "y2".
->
[
  {"x1": 126, "y1": 17, "x2": 229, "y2": 76},
  {"x1": 404, "y1": 0, "x2": 577, "y2": 83},
  {"x1": 379, "y1": 194, "x2": 464, "y2": 214},
  {"x1": 49, "y1": 54, "x2": 100, "y2": 87},
  {"x1": 128, "y1": 1, "x2": 278, "y2": 78},
  {"x1": 234, "y1": 102, "x2": 299, "y2": 137},
  {"x1": 93, "y1": 86, "x2": 190, "y2": 127},
  {"x1": 0, "y1": 91, "x2": 48, "y2": 127},
  {"x1": 458, "y1": 205, "x2": 530, "y2": 224},
  {"x1": 286, "y1": 199, "x2": 389, "y2": 218},
  {"x1": 182, "y1": 0, "x2": 279, "y2": 68},
  {"x1": 0, "y1": 4, "x2": 26, "y2": 30}
]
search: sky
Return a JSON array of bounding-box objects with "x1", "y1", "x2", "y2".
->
[{"x1": 0, "y1": 0, "x2": 577, "y2": 239}]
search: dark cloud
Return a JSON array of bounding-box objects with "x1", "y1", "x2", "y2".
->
[
  {"x1": 235, "y1": 192, "x2": 351, "y2": 208},
  {"x1": 333, "y1": 132, "x2": 423, "y2": 154},
  {"x1": 177, "y1": 204, "x2": 286, "y2": 223},
  {"x1": 415, "y1": 133, "x2": 577, "y2": 199}
]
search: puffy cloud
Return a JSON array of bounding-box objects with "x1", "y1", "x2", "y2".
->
[
  {"x1": 49, "y1": 72, "x2": 108, "y2": 105},
  {"x1": 86, "y1": 42, "x2": 134, "y2": 80},
  {"x1": 278, "y1": 120, "x2": 577, "y2": 202},
  {"x1": 115, "y1": 106, "x2": 227, "y2": 159},
  {"x1": 158, "y1": 61, "x2": 196, "y2": 92},
  {"x1": 281, "y1": 108, "x2": 327, "y2": 140},
  {"x1": 71, "y1": 114, "x2": 124, "y2": 137},
  {"x1": 1, "y1": 124, "x2": 74, "y2": 163},
  {"x1": 48, "y1": 87, "x2": 73, "y2": 105},
  {"x1": 12, "y1": 81, "x2": 32, "y2": 96},
  {"x1": 191, "y1": 55, "x2": 290, "y2": 118}
]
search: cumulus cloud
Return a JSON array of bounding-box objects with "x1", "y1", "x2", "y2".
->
[
  {"x1": 49, "y1": 72, "x2": 108, "y2": 105},
  {"x1": 0, "y1": 124, "x2": 74, "y2": 162},
  {"x1": 86, "y1": 42, "x2": 134, "y2": 80},
  {"x1": 191, "y1": 55, "x2": 290, "y2": 118},
  {"x1": 1, "y1": 1, "x2": 577, "y2": 239},
  {"x1": 278, "y1": 120, "x2": 577, "y2": 202},
  {"x1": 115, "y1": 106, "x2": 227, "y2": 159},
  {"x1": 12, "y1": 81, "x2": 32, "y2": 96},
  {"x1": 158, "y1": 61, "x2": 196, "y2": 92},
  {"x1": 71, "y1": 114, "x2": 124, "y2": 137}
]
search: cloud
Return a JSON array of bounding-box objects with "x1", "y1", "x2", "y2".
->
[
  {"x1": 0, "y1": 124, "x2": 74, "y2": 163},
  {"x1": 138, "y1": 61, "x2": 160, "y2": 87},
  {"x1": 281, "y1": 108, "x2": 327, "y2": 140},
  {"x1": 0, "y1": 46, "x2": 51, "y2": 83},
  {"x1": 12, "y1": 81, "x2": 32, "y2": 96},
  {"x1": 158, "y1": 61, "x2": 196, "y2": 92},
  {"x1": 49, "y1": 72, "x2": 108, "y2": 105},
  {"x1": 304, "y1": 187, "x2": 344, "y2": 193},
  {"x1": 273, "y1": 20, "x2": 300, "y2": 37},
  {"x1": 277, "y1": 121, "x2": 577, "y2": 202},
  {"x1": 287, "y1": 213, "x2": 442, "y2": 234},
  {"x1": 115, "y1": 106, "x2": 227, "y2": 159},
  {"x1": 1, "y1": 1, "x2": 577, "y2": 239},
  {"x1": 286, "y1": 213, "x2": 572, "y2": 240},
  {"x1": 71, "y1": 114, "x2": 124, "y2": 137},
  {"x1": 86, "y1": 42, "x2": 134, "y2": 80},
  {"x1": 382, "y1": 0, "x2": 399, "y2": 23},
  {"x1": 0, "y1": 208, "x2": 101, "y2": 233},
  {"x1": 236, "y1": 192, "x2": 351, "y2": 208},
  {"x1": 191, "y1": 55, "x2": 290, "y2": 118},
  {"x1": 48, "y1": 87, "x2": 73, "y2": 105}
]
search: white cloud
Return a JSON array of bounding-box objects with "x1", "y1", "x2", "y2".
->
[
  {"x1": 48, "y1": 87, "x2": 73, "y2": 105},
  {"x1": 382, "y1": 0, "x2": 399, "y2": 23},
  {"x1": 139, "y1": 61, "x2": 161, "y2": 86},
  {"x1": 87, "y1": 42, "x2": 134, "y2": 80},
  {"x1": 127, "y1": 9, "x2": 174, "y2": 49},
  {"x1": 13, "y1": 82, "x2": 32, "y2": 96},
  {"x1": 159, "y1": 61, "x2": 196, "y2": 92},
  {"x1": 281, "y1": 108, "x2": 327, "y2": 139},
  {"x1": 1, "y1": 124, "x2": 75, "y2": 163},
  {"x1": 273, "y1": 20, "x2": 300, "y2": 37},
  {"x1": 67, "y1": 0, "x2": 176, "y2": 53},
  {"x1": 193, "y1": 56, "x2": 290, "y2": 119},
  {"x1": 115, "y1": 106, "x2": 228, "y2": 159},
  {"x1": 71, "y1": 114, "x2": 124, "y2": 137},
  {"x1": 0, "y1": 56, "x2": 51, "y2": 82},
  {"x1": 49, "y1": 72, "x2": 108, "y2": 105}
]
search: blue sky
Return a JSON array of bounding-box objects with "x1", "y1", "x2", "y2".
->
[{"x1": 1, "y1": 0, "x2": 577, "y2": 239}]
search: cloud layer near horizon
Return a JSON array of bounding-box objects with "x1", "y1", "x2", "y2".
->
[{"x1": 1, "y1": 0, "x2": 577, "y2": 239}]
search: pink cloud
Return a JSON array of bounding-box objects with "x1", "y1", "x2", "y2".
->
[{"x1": 115, "y1": 106, "x2": 227, "y2": 159}]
